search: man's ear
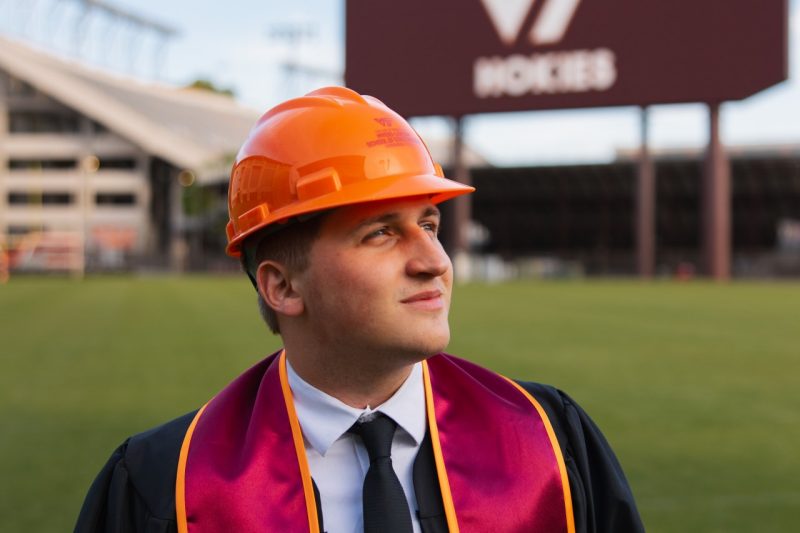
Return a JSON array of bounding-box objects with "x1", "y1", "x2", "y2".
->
[{"x1": 256, "y1": 260, "x2": 305, "y2": 317}]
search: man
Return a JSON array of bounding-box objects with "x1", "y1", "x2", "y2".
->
[{"x1": 76, "y1": 87, "x2": 644, "y2": 533}]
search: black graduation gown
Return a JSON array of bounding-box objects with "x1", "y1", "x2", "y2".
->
[{"x1": 74, "y1": 382, "x2": 645, "y2": 533}]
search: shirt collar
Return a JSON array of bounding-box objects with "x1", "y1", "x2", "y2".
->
[{"x1": 286, "y1": 359, "x2": 426, "y2": 456}]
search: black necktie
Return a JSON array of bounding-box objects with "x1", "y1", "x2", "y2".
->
[{"x1": 352, "y1": 413, "x2": 413, "y2": 533}]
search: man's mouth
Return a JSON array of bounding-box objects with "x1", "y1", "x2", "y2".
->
[{"x1": 401, "y1": 290, "x2": 445, "y2": 310}]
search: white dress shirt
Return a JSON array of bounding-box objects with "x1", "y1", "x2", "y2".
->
[{"x1": 286, "y1": 360, "x2": 426, "y2": 533}]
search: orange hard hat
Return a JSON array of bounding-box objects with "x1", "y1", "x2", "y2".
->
[{"x1": 225, "y1": 86, "x2": 474, "y2": 257}]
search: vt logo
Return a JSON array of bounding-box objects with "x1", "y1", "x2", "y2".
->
[{"x1": 480, "y1": 0, "x2": 582, "y2": 46}]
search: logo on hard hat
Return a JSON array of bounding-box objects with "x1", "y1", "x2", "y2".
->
[{"x1": 479, "y1": 0, "x2": 582, "y2": 46}]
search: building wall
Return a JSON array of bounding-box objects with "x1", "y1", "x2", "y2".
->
[{"x1": 0, "y1": 71, "x2": 153, "y2": 270}]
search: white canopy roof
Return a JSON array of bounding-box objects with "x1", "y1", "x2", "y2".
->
[{"x1": 0, "y1": 35, "x2": 258, "y2": 183}]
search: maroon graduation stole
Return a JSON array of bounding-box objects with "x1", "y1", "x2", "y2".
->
[{"x1": 176, "y1": 352, "x2": 575, "y2": 533}]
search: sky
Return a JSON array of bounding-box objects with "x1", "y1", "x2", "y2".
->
[{"x1": 2, "y1": 0, "x2": 799, "y2": 166}]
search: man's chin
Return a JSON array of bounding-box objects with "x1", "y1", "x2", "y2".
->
[{"x1": 413, "y1": 333, "x2": 450, "y2": 359}]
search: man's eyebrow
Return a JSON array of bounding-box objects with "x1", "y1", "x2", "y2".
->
[{"x1": 423, "y1": 206, "x2": 441, "y2": 219}]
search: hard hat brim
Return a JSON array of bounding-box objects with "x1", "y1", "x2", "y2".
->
[{"x1": 226, "y1": 174, "x2": 474, "y2": 257}]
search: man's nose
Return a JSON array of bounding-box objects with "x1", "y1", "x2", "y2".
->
[{"x1": 405, "y1": 228, "x2": 451, "y2": 278}]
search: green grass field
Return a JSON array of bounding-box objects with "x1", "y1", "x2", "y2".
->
[{"x1": 1, "y1": 276, "x2": 798, "y2": 532}]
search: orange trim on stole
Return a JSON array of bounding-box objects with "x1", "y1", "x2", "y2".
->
[
  {"x1": 503, "y1": 377, "x2": 576, "y2": 533},
  {"x1": 278, "y1": 351, "x2": 321, "y2": 533},
  {"x1": 176, "y1": 403, "x2": 208, "y2": 533},
  {"x1": 421, "y1": 360, "x2": 461, "y2": 533}
]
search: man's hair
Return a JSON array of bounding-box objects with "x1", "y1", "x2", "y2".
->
[{"x1": 243, "y1": 215, "x2": 326, "y2": 334}]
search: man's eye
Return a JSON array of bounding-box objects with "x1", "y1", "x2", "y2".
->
[
  {"x1": 421, "y1": 222, "x2": 439, "y2": 235},
  {"x1": 364, "y1": 227, "x2": 391, "y2": 240}
]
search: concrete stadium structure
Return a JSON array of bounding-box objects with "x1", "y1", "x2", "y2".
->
[{"x1": 0, "y1": 35, "x2": 257, "y2": 273}]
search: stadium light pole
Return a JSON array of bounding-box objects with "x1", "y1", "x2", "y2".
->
[
  {"x1": 703, "y1": 103, "x2": 731, "y2": 280},
  {"x1": 636, "y1": 106, "x2": 656, "y2": 278},
  {"x1": 80, "y1": 154, "x2": 99, "y2": 279}
]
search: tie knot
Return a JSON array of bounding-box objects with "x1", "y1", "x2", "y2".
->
[{"x1": 352, "y1": 413, "x2": 397, "y2": 461}]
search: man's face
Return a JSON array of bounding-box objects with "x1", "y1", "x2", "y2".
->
[{"x1": 296, "y1": 197, "x2": 453, "y2": 367}]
